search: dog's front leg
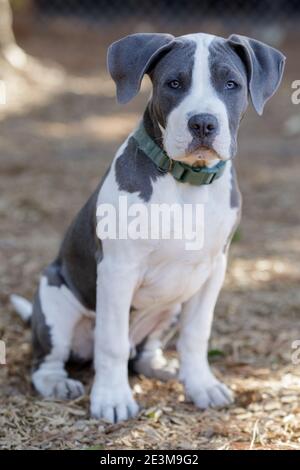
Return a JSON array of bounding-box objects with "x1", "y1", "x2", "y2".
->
[
  {"x1": 90, "y1": 256, "x2": 139, "y2": 423},
  {"x1": 178, "y1": 253, "x2": 233, "y2": 409}
]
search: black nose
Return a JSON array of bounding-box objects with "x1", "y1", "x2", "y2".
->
[{"x1": 188, "y1": 113, "x2": 218, "y2": 139}]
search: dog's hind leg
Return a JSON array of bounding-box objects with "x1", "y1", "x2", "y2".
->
[
  {"x1": 130, "y1": 305, "x2": 180, "y2": 381},
  {"x1": 31, "y1": 270, "x2": 89, "y2": 399}
]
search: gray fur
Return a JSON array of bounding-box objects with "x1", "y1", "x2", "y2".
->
[
  {"x1": 31, "y1": 292, "x2": 52, "y2": 371},
  {"x1": 230, "y1": 164, "x2": 241, "y2": 209},
  {"x1": 148, "y1": 38, "x2": 196, "y2": 128},
  {"x1": 30, "y1": 169, "x2": 110, "y2": 373},
  {"x1": 115, "y1": 135, "x2": 166, "y2": 202},
  {"x1": 43, "y1": 262, "x2": 64, "y2": 288},
  {"x1": 31, "y1": 264, "x2": 65, "y2": 371},
  {"x1": 107, "y1": 33, "x2": 174, "y2": 104},
  {"x1": 209, "y1": 37, "x2": 249, "y2": 158},
  {"x1": 143, "y1": 106, "x2": 164, "y2": 148},
  {"x1": 31, "y1": 187, "x2": 101, "y2": 371},
  {"x1": 58, "y1": 187, "x2": 102, "y2": 311},
  {"x1": 227, "y1": 34, "x2": 286, "y2": 116},
  {"x1": 223, "y1": 164, "x2": 242, "y2": 253}
]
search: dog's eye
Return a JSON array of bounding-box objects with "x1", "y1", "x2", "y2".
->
[
  {"x1": 225, "y1": 80, "x2": 238, "y2": 90},
  {"x1": 168, "y1": 80, "x2": 181, "y2": 89}
]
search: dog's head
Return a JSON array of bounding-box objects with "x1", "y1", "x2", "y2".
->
[{"x1": 108, "y1": 33, "x2": 285, "y2": 165}]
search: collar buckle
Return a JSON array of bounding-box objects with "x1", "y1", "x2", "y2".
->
[{"x1": 168, "y1": 158, "x2": 174, "y2": 172}]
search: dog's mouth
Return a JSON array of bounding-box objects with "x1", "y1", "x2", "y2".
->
[{"x1": 182, "y1": 145, "x2": 222, "y2": 167}]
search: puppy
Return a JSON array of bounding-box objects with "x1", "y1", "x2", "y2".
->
[{"x1": 12, "y1": 32, "x2": 285, "y2": 423}]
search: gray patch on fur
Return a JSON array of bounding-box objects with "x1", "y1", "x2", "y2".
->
[
  {"x1": 115, "y1": 136, "x2": 166, "y2": 202},
  {"x1": 143, "y1": 106, "x2": 164, "y2": 150},
  {"x1": 230, "y1": 164, "x2": 241, "y2": 209},
  {"x1": 31, "y1": 168, "x2": 111, "y2": 373},
  {"x1": 31, "y1": 292, "x2": 52, "y2": 372},
  {"x1": 223, "y1": 164, "x2": 242, "y2": 253},
  {"x1": 58, "y1": 172, "x2": 110, "y2": 311},
  {"x1": 31, "y1": 264, "x2": 65, "y2": 371},
  {"x1": 107, "y1": 33, "x2": 174, "y2": 104},
  {"x1": 43, "y1": 263, "x2": 64, "y2": 288},
  {"x1": 149, "y1": 38, "x2": 196, "y2": 128},
  {"x1": 209, "y1": 37, "x2": 249, "y2": 158},
  {"x1": 227, "y1": 35, "x2": 285, "y2": 116},
  {"x1": 223, "y1": 213, "x2": 241, "y2": 255}
]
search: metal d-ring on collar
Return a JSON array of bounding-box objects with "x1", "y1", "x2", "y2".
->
[{"x1": 133, "y1": 123, "x2": 226, "y2": 186}]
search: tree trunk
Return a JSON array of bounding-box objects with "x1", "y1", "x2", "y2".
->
[
  {"x1": 0, "y1": 1, "x2": 63, "y2": 113},
  {"x1": 0, "y1": 0, "x2": 29, "y2": 70},
  {"x1": 0, "y1": 0, "x2": 16, "y2": 50}
]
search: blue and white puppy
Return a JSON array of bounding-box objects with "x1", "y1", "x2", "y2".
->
[{"x1": 11, "y1": 33, "x2": 285, "y2": 423}]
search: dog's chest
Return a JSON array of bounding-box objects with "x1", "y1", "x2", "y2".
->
[{"x1": 132, "y1": 164, "x2": 238, "y2": 310}]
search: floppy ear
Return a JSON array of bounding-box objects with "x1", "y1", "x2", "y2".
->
[
  {"x1": 228, "y1": 34, "x2": 286, "y2": 115},
  {"x1": 107, "y1": 33, "x2": 175, "y2": 104}
]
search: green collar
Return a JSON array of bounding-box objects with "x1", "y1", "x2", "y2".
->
[{"x1": 133, "y1": 123, "x2": 226, "y2": 186}]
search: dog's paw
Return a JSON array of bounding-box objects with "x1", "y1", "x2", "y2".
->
[
  {"x1": 90, "y1": 383, "x2": 139, "y2": 423},
  {"x1": 133, "y1": 353, "x2": 179, "y2": 381},
  {"x1": 185, "y1": 376, "x2": 233, "y2": 410},
  {"x1": 33, "y1": 373, "x2": 85, "y2": 400},
  {"x1": 52, "y1": 378, "x2": 85, "y2": 399}
]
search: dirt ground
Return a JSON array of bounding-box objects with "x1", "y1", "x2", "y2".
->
[{"x1": 1, "y1": 17, "x2": 300, "y2": 450}]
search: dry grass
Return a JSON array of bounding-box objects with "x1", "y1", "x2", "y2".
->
[{"x1": 1, "y1": 18, "x2": 300, "y2": 450}]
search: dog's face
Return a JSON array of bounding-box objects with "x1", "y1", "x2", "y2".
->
[
  {"x1": 149, "y1": 34, "x2": 249, "y2": 164},
  {"x1": 108, "y1": 32, "x2": 285, "y2": 164}
]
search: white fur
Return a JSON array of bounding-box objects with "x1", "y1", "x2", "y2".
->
[
  {"x1": 178, "y1": 253, "x2": 233, "y2": 408},
  {"x1": 164, "y1": 33, "x2": 232, "y2": 162},
  {"x1": 10, "y1": 294, "x2": 32, "y2": 322}
]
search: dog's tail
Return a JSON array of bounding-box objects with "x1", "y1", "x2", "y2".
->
[{"x1": 10, "y1": 294, "x2": 32, "y2": 323}]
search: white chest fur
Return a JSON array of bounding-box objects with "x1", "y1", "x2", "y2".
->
[
  {"x1": 131, "y1": 161, "x2": 238, "y2": 311},
  {"x1": 97, "y1": 158, "x2": 238, "y2": 348}
]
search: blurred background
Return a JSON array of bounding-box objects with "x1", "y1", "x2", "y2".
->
[{"x1": 1, "y1": 0, "x2": 300, "y2": 450}]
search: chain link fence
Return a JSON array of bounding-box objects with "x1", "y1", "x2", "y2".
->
[{"x1": 33, "y1": 0, "x2": 300, "y2": 26}]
